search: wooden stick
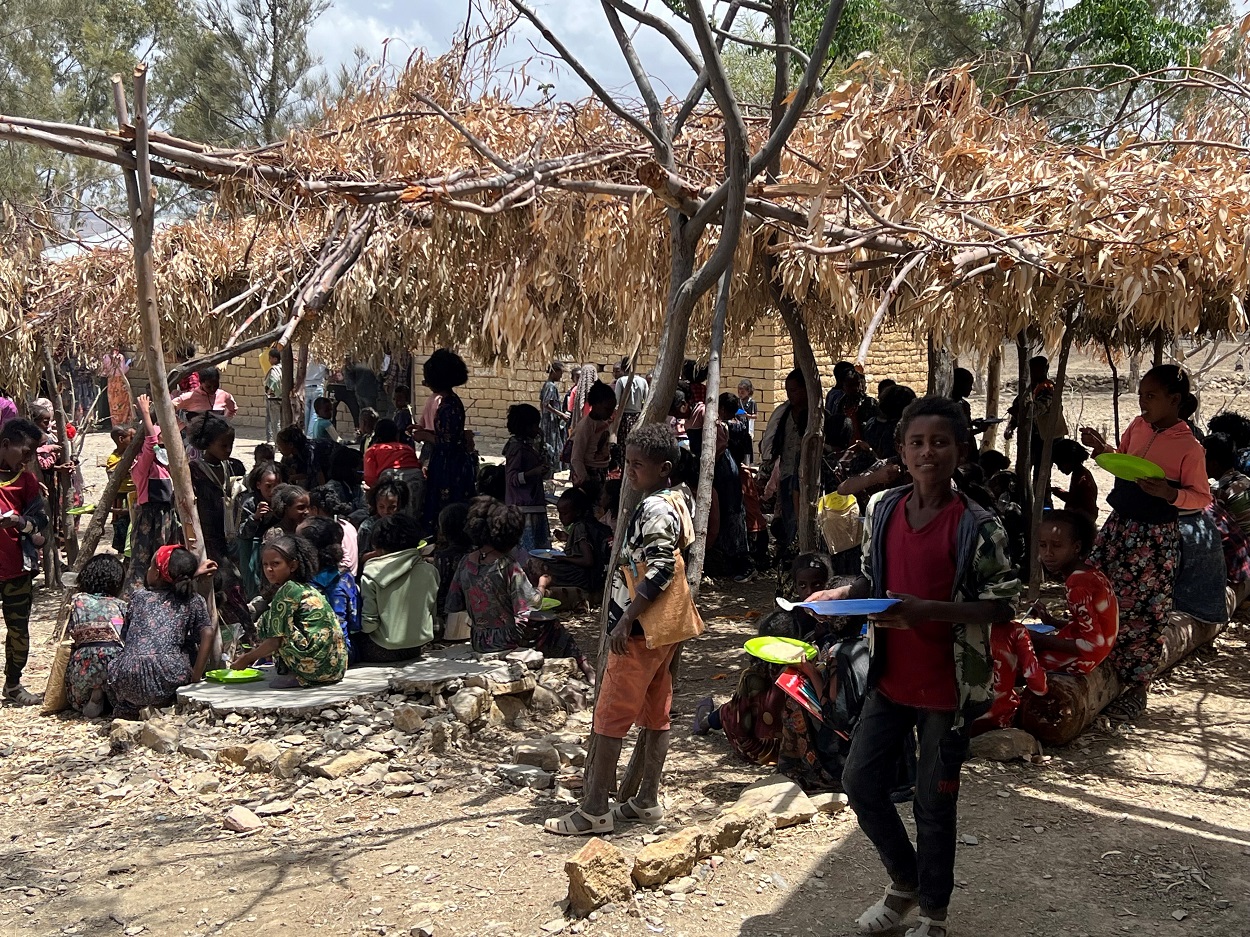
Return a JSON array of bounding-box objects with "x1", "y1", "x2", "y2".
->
[
  {"x1": 39, "y1": 336, "x2": 77, "y2": 578},
  {"x1": 981, "y1": 345, "x2": 1002, "y2": 451},
  {"x1": 1028, "y1": 306, "x2": 1076, "y2": 599},
  {"x1": 116, "y1": 68, "x2": 208, "y2": 571}
]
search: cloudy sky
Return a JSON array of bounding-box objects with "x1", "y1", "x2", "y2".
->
[{"x1": 307, "y1": 0, "x2": 703, "y2": 103}]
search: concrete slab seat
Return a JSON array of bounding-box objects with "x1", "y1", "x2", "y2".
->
[
  {"x1": 176, "y1": 664, "x2": 401, "y2": 716},
  {"x1": 1018, "y1": 609, "x2": 1229, "y2": 747}
]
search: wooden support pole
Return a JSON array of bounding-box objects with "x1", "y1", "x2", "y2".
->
[
  {"x1": 981, "y1": 345, "x2": 1002, "y2": 452},
  {"x1": 39, "y1": 336, "x2": 78, "y2": 580},
  {"x1": 1104, "y1": 339, "x2": 1122, "y2": 445},
  {"x1": 1013, "y1": 332, "x2": 1035, "y2": 575},
  {"x1": 687, "y1": 262, "x2": 733, "y2": 592}
]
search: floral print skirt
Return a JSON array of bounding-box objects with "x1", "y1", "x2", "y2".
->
[
  {"x1": 1090, "y1": 512, "x2": 1180, "y2": 687},
  {"x1": 67, "y1": 644, "x2": 121, "y2": 712}
]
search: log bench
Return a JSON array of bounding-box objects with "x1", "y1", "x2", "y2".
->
[{"x1": 1017, "y1": 587, "x2": 1240, "y2": 746}]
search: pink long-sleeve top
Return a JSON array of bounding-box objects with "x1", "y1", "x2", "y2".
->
[
  {"x1": 131, "y1": 433, "x2": 172, "y2": 505},
  {"x1": 1117, "y1": 416, "x2": 1211, "y2": 512}
]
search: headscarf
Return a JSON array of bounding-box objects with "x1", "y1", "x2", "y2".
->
[{"x1": 153, "y1": 544, "x2": 179, "y2": 583}]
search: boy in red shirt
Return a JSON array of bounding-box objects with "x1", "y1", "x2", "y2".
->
[
  {"x1": 811, "y1": 397, "x2": 1020, "y2": 937},
  {"x1": 0, "y1": 419, "x2": 50, "y2": 705}
]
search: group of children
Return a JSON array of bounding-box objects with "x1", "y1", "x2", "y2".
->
[{"x1": 3, "y1": 342, "x2": 1236, "y2": 937}]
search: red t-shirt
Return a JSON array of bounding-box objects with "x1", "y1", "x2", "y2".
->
[
  {"x1": 876, "y1": 494, "x2": 964, "y2": 710},
  {"x1": 0, "y1": 471, "x2": 39, "y2": 581}
]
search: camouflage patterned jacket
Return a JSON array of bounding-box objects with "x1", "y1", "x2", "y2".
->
[{"x1": 860, "y1": 484, "x2": 1021, "y2": 729}]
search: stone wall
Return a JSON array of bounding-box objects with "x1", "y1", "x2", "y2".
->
[{"x1": 128, "y1": 318, "x2": 930, "y2": 455}]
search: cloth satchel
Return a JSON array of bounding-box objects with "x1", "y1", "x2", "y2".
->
[
  {"x1": 817, "y1": 491, "x2": 862, "y2": 554},
  {"x1": 620, "y1": 551, "x2": 705, "y2": 649}
]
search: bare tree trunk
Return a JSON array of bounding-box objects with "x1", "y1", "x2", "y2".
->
[
  {"x1": 687, "y1": 264, "x2": 733, "y2": 591},
  {"x1": 1152, "y1": 330, "x2": 1165, "y2": 369},
  {"x1": 40, "y1": 336, "x2": 77, "y2": 581},
  {"x1": 981, "y1": 345, "x2": 1002, "y2": 451},
  {"x1": 1028, "y1": 309, "x2": 1076, "y2": 599},
  {"x1": 1105, "y1": 340, "x2": 1122, "y2": 444},
  {"x1": 777, "y1": 293, "x2": 823, "y2": 553}
]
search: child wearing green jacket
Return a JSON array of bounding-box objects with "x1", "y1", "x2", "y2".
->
[{"x1": 359, "y1": 513, "x2": 437, "y2": 662}]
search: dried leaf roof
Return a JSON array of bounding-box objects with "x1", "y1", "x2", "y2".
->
[{"x1": 6, "y1": 19, "x2": 1250, "y2": 391}]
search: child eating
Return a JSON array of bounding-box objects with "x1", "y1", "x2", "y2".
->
[
  {"x1": 545, "y1": 423, "x2": 702, "y2": 836},
  {"x1": 808, "y1": 396, "x2": 1020, "y2": 937},
  {"x1": 231, "y1": 536, "x2": 348, "y2": 688}
]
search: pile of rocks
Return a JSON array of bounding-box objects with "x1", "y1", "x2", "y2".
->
[
  {"x1": 563, "y1": 775, "x2": 848, "y2": 917},
  {"x1": 106, "y1": 646, "x2": 597, "y2": 810}
]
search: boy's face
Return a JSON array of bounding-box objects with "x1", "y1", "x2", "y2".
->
[
  {"x1": 785, "y1": 378, "x2": 806, "y2": 409},
  {"x1": 900, "y1": 415, "x2": 961, "y2": 484},
  {"x1": 0, "y1": 436, "x2": 35, "y2": 472},
  {"x1": 737, "y1": 385, "x2": 750, "y2": 402},
  {"x1": 557, "y1": 500, "x2": 575, "y2": 527},
  {"x1": 201, "y1": 376, "x2": 219, "y2": 395},
  {"x1": 590, "y1": 400, "x2": 615, "y2": 421},
  {"x1": 35, "y1": 413, "x2": 52, "y2": 434},
  {"x1": 626, "y1": 445, "x2": 671, "y2": 493},
  {"x1": 394, "y1": 390, "x2": 408, "y2": 408}
]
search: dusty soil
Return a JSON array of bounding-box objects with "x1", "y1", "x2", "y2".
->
[{"x1": 1, "y1": 352, "x2": 1248, "y2": 937}]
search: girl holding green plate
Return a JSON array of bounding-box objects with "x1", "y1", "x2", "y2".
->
[{"x1": 1080, "y1": 365, "x2": 1211, "y2": 722}]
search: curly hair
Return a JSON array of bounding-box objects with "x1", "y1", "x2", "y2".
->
[
  {"x1": 896, "y1": 395, "x2": 972, "y2": 450},
  {"x1": 188, "y1": 413, "x2": 234, "y2": 451},
  {"x1": 507, "y1": 403, "x2": 541, "y2": 436},
  {"x1": 423, "y1": 348, "x2": 469, "y2": 390},
  {"x1": 309, "y1": 483, "x2": 350, "y2": 517},
  {"x1": 298, "y1": 516, "x2": 344, "y2": 572},
  {"x1": 276, "y1": 425, "x2": 309, "y2": 453},
  {"x1": 268, "y1": 484, "x2": 308, "y2": 526},
  {"x1": 464, "y1": 495, "x2": 523, "y2": 552},
  {"x1": 368, "y1": 477, "x2": 409, "y2": 513},
  {"x1": 1208, "y1": 411, "x2": 1250, "y2": 449},
  {"x1": 625, "y1": 421, "x2": 678, "y2": 468},
  {"x1": 260, "y1": 535, "x2": 317, "y2": 584},
  {"x1": 375, "y1": 513, "x2": 425, "y2": 553},
  {"x1": 0, "y1": 418, "x2": 42, "y2": 445},
  {"x1": 78, "y1": 553, "x2": 125, "y2": 597}
]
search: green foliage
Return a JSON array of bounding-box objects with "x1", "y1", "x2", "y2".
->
[
  {"x1": 1050, "y1": 0, "x2": 1210, "y2": 77},
  {"x1": 0, "y1": 0, "x2": 329, "y2": 227}
]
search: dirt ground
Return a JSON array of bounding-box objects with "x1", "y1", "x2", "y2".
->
[{"x1": 1, "y1": 350, "x2": 1249, "y2": 937}]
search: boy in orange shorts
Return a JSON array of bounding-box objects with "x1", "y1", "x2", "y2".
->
[{"x1": 546, "y1": 422, "x2": 700, "y2": 835}]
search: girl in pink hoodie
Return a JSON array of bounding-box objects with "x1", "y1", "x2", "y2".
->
[{"x1": 125, "y1": 395, "x2": 179, "y2": 596}]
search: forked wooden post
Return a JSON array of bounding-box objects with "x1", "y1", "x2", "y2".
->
[{"x1": 112, "y1": 67, "x2": 209, "y2": 579}]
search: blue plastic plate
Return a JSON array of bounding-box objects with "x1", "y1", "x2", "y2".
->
[
  {"x1": 530, "y1": 548, "x2": 566, "y2": 560},
  {"x1": 778, "y1": 598, "x2": 900, "y2": 616},
  {"x1": 1025, "y1": 622, "x2": 1057, "y2": 635}
]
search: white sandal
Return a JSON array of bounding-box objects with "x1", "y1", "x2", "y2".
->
[
  {"x1": 543, "y1": 808, "x2": 614, "y2": 836},
  {"x1": 856, "y1": 885, "x2": 920, "y2": 934},
  {"x1": 610, "y1": 797, "x2": 665, "y2": 824},
  {"x1": 906, "y1": 916, "x2": 948, "y2": 937}
]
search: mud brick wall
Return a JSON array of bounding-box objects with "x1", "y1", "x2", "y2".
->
[{"x1": 127, "y1": 318, "x2": 928, "y2": 454}]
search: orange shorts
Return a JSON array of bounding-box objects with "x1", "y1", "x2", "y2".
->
[{"x1": 593, "y1": 637, "x2": 679, "y2": 738}]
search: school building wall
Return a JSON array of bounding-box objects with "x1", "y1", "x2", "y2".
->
[{"x1": 128, "y1": 318, "x2": 930, "y2": 454}]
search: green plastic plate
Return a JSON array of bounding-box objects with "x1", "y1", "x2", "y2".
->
[
  {"x1": 539, "y1": 597, "x2": 562, "y2": 611},
  {"x1": 1095, "y1": 452, "x2": 1165, "y2": 481},
  {"x1": 205, "y1": 668, "x2": 264, "y2": 684},
  {"x1": 744, "y1": 636, "x2": 817, "y2": 665}
]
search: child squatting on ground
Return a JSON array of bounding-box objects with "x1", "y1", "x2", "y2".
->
[
  {"x1": 545, "y1": 423, "x2": 703, "y2": 836},
  {"x1": 808, "y1": 396, "x2": 1021, "y2": 937}
]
